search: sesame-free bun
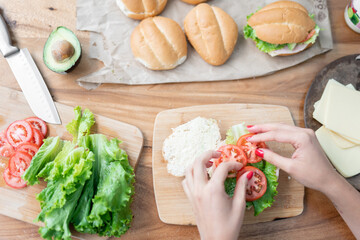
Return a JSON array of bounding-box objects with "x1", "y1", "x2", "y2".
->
[
  {"x1": 131, "y1": 16, "x2": 187, "y2": 70},
  {"x1": 181, "y1": 0, "x2": 208, "y2": 5},
  {"x1": 184, "y1": 3, "x2": 238, "y2": 66},
  {"x1": 248, "y1": 1, "x2": 315, "y2": 44},
  {"x1": 116, "y1": 0, "x2": 167, "y2": 20}
]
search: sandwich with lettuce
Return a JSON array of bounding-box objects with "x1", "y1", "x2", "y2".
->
[{"x1": 244, "y1": 1, "x2": 320, "y2": 57}]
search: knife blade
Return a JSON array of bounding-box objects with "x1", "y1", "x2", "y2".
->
[{"x1": 0, "y1": 13, "x2": 61, "y2": 124}]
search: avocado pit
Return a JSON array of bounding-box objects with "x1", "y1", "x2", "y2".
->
[{"x1": 51, "y1": 40, "x2": 75, "y2": 63}]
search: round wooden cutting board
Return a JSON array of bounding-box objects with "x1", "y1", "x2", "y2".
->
[{"x1": 304, "y1": 54, "x2": 360, "y2": 190}]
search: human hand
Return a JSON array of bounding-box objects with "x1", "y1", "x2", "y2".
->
[
  {"x1": 247, "y1": 123, "x2": 339, "y2": 194},
  {"x1": 182, "y1": 151, "x2": 252, "y2": 240}
]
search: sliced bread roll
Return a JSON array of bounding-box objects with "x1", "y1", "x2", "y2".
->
[
  {"x1": 181, "y1": 0, "x2": 208, "y2": 5},
  {"x1": 162, "y1": 117, "x2": 221, "y2": 177},
  {"x1": 184, "y1": 3, "x2": 238, "y2": 66},
  {"x1": 116, "y1": 0, "x2": 167, "y2": 20},
  {"x1": 248, "y1": 1, "x2": 315, "y2": 44},
  {"x1": 131, "y1": 16, "x2": 187, "y2": 70}
]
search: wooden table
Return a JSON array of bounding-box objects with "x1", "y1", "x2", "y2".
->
[{"x1": 0, "y1": 0, "x2": 358, "y2": 239}]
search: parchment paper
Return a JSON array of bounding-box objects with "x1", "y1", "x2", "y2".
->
[{"x1": 76, "y1": 0, "x2": 333, "y2": 85}]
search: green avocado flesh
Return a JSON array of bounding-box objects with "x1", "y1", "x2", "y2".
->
[{"x1": 43, "y1": 26, "x2": 81, "y2": 73}]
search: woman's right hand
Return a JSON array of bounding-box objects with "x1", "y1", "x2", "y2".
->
[{"x1": 247, "y1": 123, "x2": 340, "y2": 194}]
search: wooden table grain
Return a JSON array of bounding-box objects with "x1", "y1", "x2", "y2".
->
[{"x1": 0, "y1": 0, "x2": 358, "y2": 239}]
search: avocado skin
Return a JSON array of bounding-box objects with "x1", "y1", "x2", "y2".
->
[{"x1": 43, "y1": 26, "x2": 82, "y2": 74}]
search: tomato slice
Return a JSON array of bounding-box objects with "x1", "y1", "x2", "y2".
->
[
  {"x1": 6, "y1": 120, "x2": 34, "y2": 148},
  {"x1": 16, "y1": 142, "x2": 39, "y2": 157},
  {"x1": 3, "y1": 168, "x2": 27, "y2": 189},
  {"x1": 30, "y1": 128, "x2": 44, "y2": 147},
  {"x1": 237, "y1": 166, "x2": 267, "y2": 201},
  {"x1": 300, "y1": 29, "x2": 316, "y2": 43},
  {"x1": 25, "y1": 117, "x2": 47, "y2": 137},
  {"x1": 0, "y1": 131, "x2": 14, "y2": 157},
  {"x1": 236, "y1": 133, "x2": 267, "y2": 163},
  {"x1": 215, "y1": 144, "x2": 247, "y2": 168},
  {"x1": 8, "y1": 151, "x2": 32, "y2": 178}
]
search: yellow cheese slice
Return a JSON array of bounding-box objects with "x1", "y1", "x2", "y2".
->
[
  {"x1": 313, "y1": 80, "x2": 360, "y2": 147},
  {"x1": 324, "y1": 82, "x2": 360, "y2": 141},
  {"x1": 316, "y1": 126, "x2": 360, "y2": 178}
]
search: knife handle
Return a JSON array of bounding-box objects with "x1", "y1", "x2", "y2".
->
[{"x1": 0, "y1": 13, "x2": 18, "y2": 57}]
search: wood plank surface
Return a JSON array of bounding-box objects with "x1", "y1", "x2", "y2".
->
[
  {"x1": 153, "y1": 104, "x2": 304, "y2": 225},
  {"x1": 0, "y1": 0, "x2": 358, "y2": 239},
  {"x1": 0, "y1": 87, "x2": 143, "y2": 239}
]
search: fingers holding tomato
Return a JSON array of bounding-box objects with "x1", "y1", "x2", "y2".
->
[
  {"x1": 237, "y1": 166, "x2": 267, "y2": 201},
  {"x1": 237, "y1": 133, "x2": 267, "y2": 163}
]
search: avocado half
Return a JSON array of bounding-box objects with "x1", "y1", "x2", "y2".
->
[{"x1": 43, "y1": 26, "x2": 81, "y2": 73}]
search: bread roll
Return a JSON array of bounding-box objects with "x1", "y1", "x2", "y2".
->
[
  {"x1": 248, "y1": 1, "x2": 315, "y2": 44},
  {"x1": 181, "y1": 0, "x2": 208, "y2": 5},
  {"x1": 131, "y1": 16, "x2": 187, "y2": 70},
  {"x1": 116, "y1": 0, "x2": 167, "y2": 20},
  {"x1": 184, "y1": 4, "x2": 238, "y2": 66}
]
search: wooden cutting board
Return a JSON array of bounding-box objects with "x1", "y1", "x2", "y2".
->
[
  {"x1": 153, "y1": 104, "x2": 304, "y2": 225},
  {"x1": 0, "y1": 86, "x2": 144, "y2": 240}
]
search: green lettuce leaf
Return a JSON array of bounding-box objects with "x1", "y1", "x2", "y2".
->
[
  {"x1": 304, "y1": 25, "x2": 321, "y2": 45},
  {"x1": 66, "y1": 106, "x2": 95, "y2": 144},
  {"x1": 36, "y1": 147, "x2": 94, "y2": 240},
  {"x1": 71, "y1": 135, "x2": 135, "y2": 237},
  {"x1": 225, "y1": 123, "x2": 250, "y2": 145},
  {"x1": 22, "y1": 137, "x2": 64, "y2": 185},
  {"x1": 252, "y1": 161, "x2": 278, "y2": 216}
]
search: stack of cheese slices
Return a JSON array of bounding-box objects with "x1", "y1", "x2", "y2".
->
[{"x1": 313, "y1": 79, "x2": 360, "y2": 178}]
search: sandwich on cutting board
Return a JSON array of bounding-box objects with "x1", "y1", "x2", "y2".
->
[{"x1": 244, "y1": 1, "x2": 320, "y2": 56}]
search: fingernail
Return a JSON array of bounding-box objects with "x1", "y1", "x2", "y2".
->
[
  {"x1": 247, "y1": 125, "x2": 254, "y2": 129},
  {"x1": 255, "y1": 149, "x2": 264, "y2": 158},
  {"x1": 247, "y1": 171, "x2": 253, "y2": 180},
  {"x1": 209, "y1": 160, "x2": 213, "y2": 164}
]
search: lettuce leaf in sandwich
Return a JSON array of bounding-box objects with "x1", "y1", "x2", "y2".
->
[{"x1": 224, "y1": 123, "x2": 279, "y2": 216}]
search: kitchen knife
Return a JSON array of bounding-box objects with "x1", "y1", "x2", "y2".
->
[{"x1": 0, "y1": 13, "x2": 61, "y2": 124}]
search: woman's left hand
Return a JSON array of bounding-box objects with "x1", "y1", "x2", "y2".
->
[{"x1": 182, "y1": 150, "x2": 251, "y2": 240}]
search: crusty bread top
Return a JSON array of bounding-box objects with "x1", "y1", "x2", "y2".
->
[
  {"x1": 181, "y1": 0, "x2": 208, "y2": 5},
  {"x1": 184, "y1": 3, "x2": 238, "y2": 66},
  {"x1": 248, "y1": 1, "x2": 315, "y2": 44},
  {"x1": 131, "y1": 16, "x2": 187, "y2": 70},
  {"x1": 118, "y1": 0, "x2": 167, "y2": 20}
]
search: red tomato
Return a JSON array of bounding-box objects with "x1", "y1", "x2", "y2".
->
[
  {"x1": 237, "y1": 133, "x2": 267, "y2": 163},
  {"x1": 6, "y1": 120, "x2": 33, "y2": 148},
  {"x1": 8, "y1": 151, "x2": 32, "y2": 178},
  {"x1": 0, "y1": 131, "x2": 14, "y2": 157},
  {"x1": 215, "y1": 144, "x2": 247, "y2": 168},
  {"x1": 301, "y1": 29, "x2": 316, "y2": 43},
  {"x1": 237, "y1": 166, "x2": 267, "y2": 201},
  {"x1": 25, "y1": 117, "x2": 47, "y2": 137},
  {"x1": 0, "y1": 144, "x2": 14, "y2": 158},
  {"x1": 30, "y1": 128, "x2": 44, "y2": 147},
  {"x1": 16, "y1": 142, "x2": 39, "y2": 157},
  {"x1": 3, "y1": 168, "x2": 27, "y2": 189}
]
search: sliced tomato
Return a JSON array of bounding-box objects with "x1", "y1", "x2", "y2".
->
[
  {"x1": 3, "y1": 168, "x2": 27, "y2": 189},
  {"x1": 0, "y1": 131, "x2": 14, "y2": 157},
  {"x1": 215, "y1": 144, "x2": 247, "y2": 168},
  {"x1": 30, "y1": 128, "x2": 44, "y2": 147},
  {"x1": 300, "y1": 29, "x2": 316, "y2": 43},
  {"x1": 6, "y1": 120, "x2": 34, "y2": 148},
  {"x1": 17, "y1": 142, "x2": 39, "y2": 157},
  {"x1": 8, "y1": 151, "x2": 32, "y2": 178},
  {"x1": 237, "y1": 166, "x2": 267, "y2": 201},
  {"x1": 237, "y1": 133, "x2": 267, "y2": 163},
  {"x1": 25, "y1": 117, "x2": 47, "y2": 137},
  {"x1": 0, "y1": 144, "x2": 14, "y2": 158}
]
